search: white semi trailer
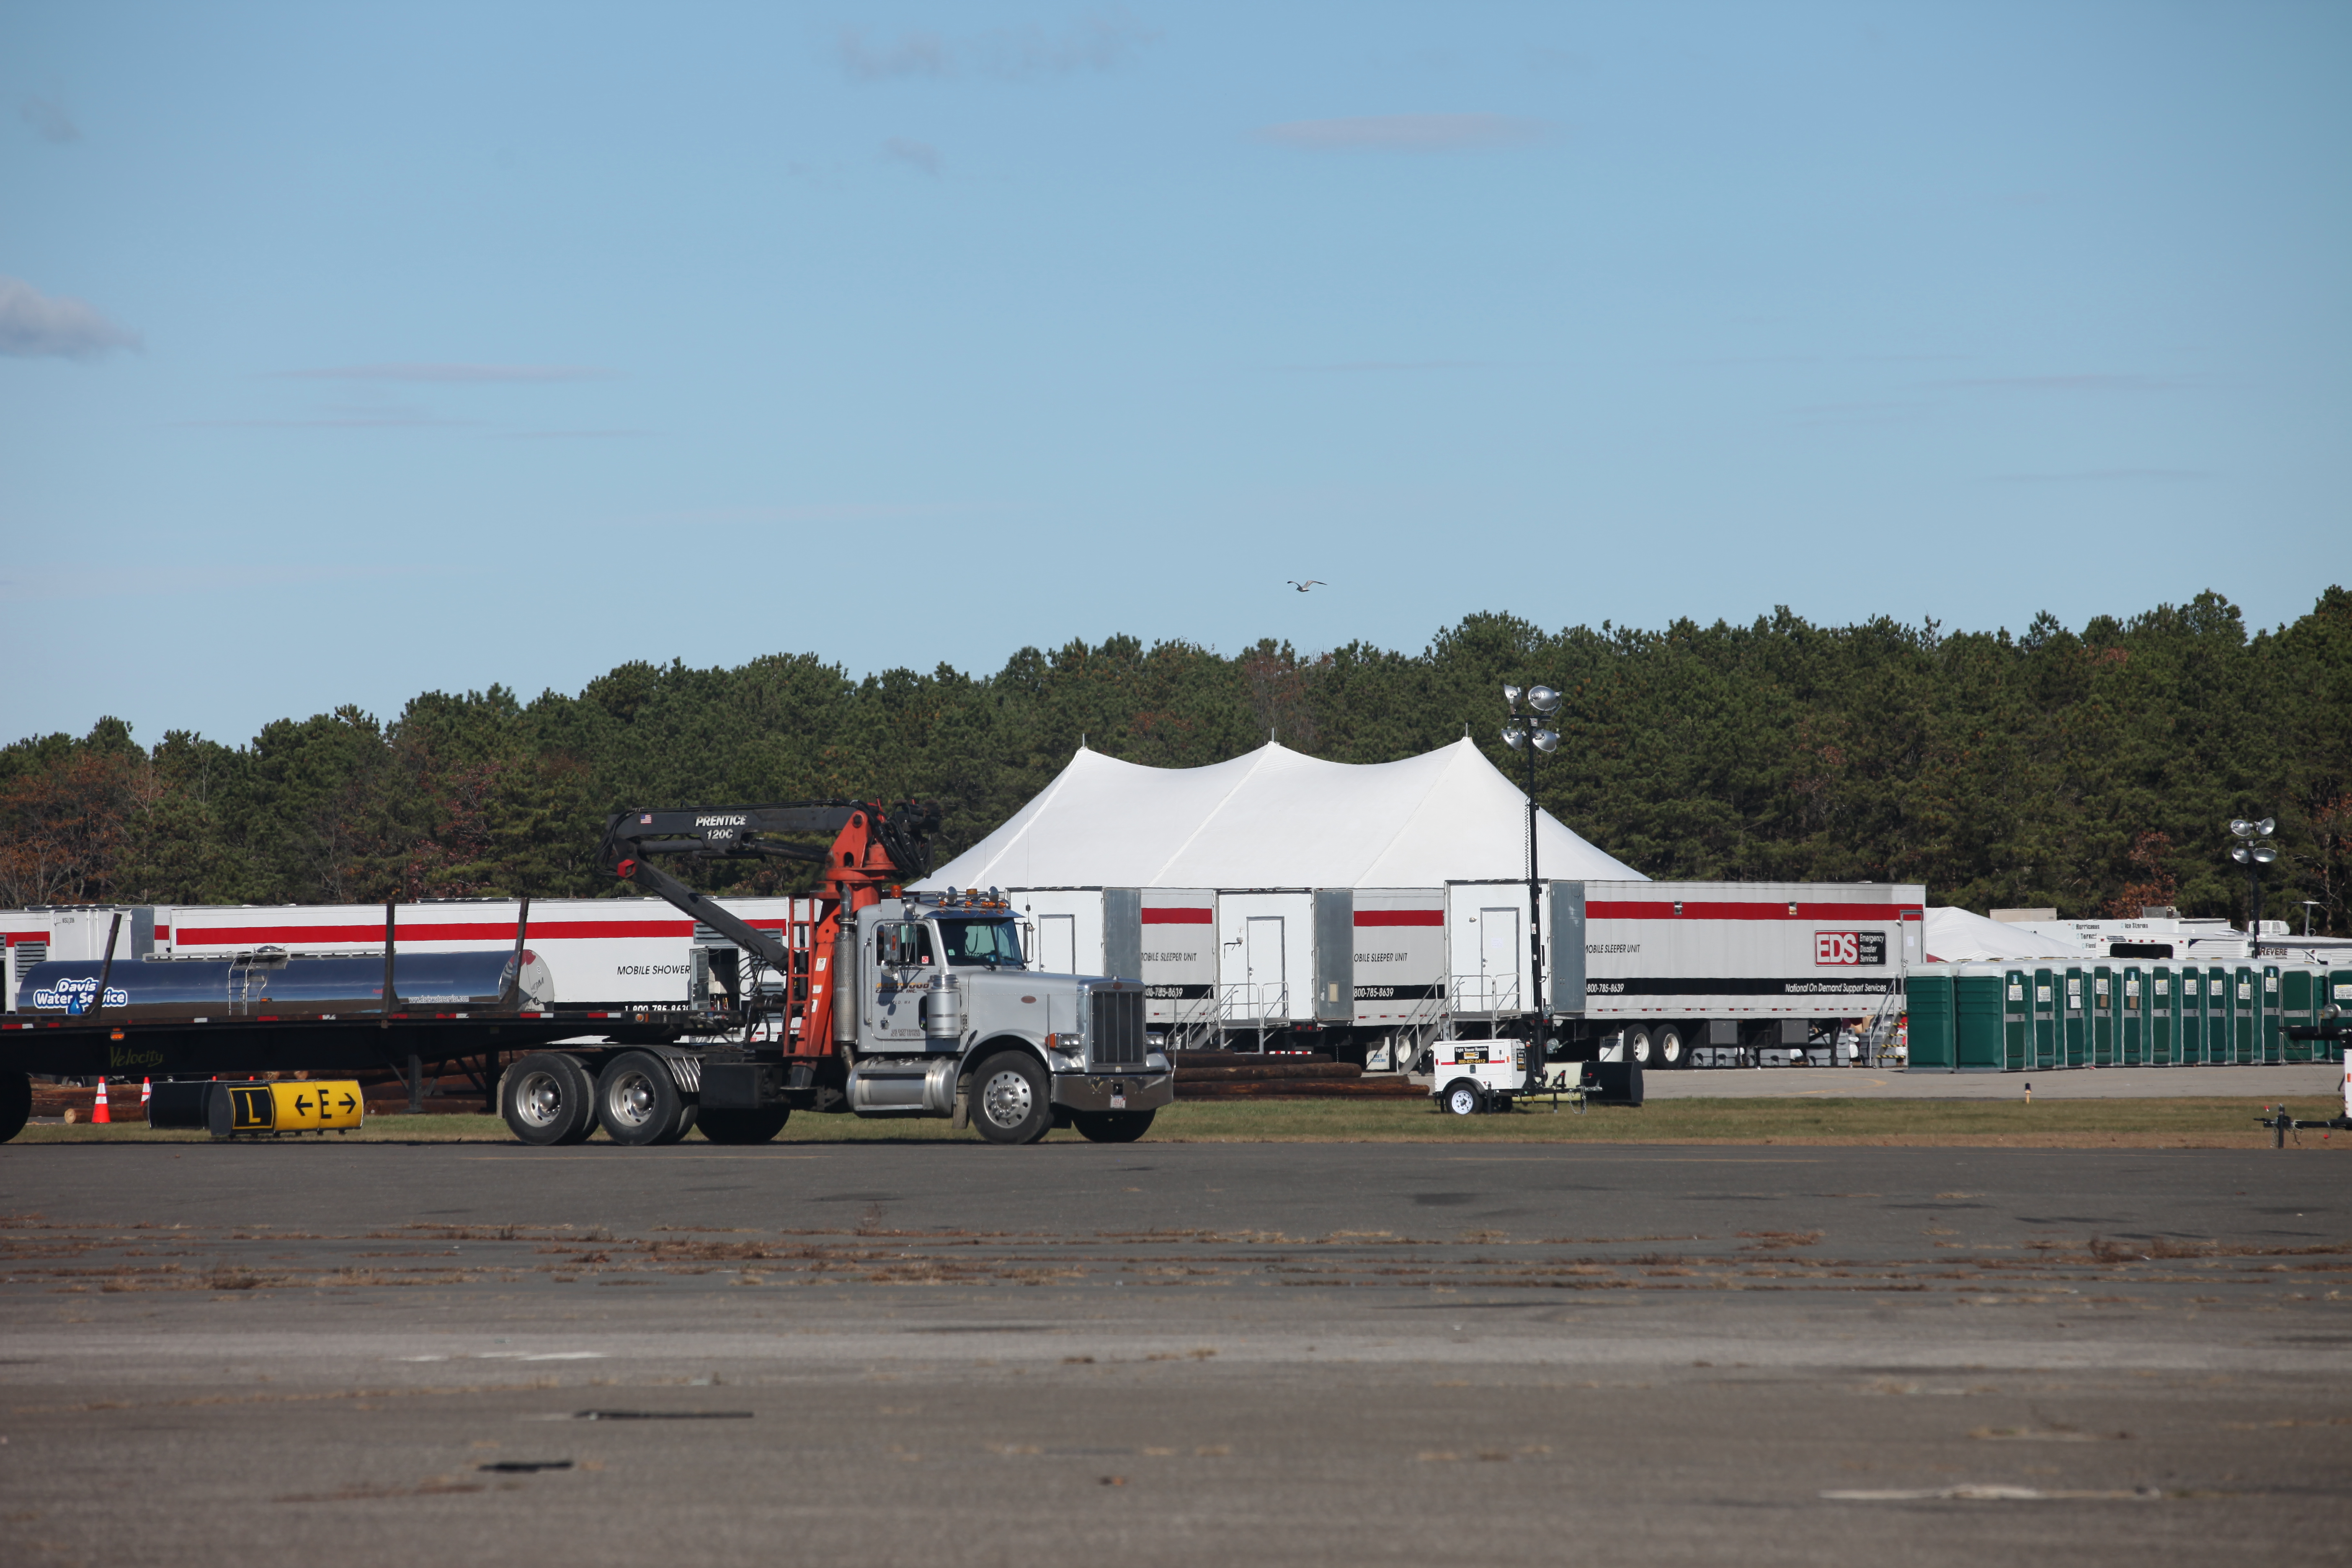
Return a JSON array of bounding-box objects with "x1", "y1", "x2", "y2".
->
[{"x1": 976, "y1": 878, "x2": 1924, "y2": 1067}]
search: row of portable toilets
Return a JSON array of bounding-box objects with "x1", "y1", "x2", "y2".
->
[{"x1": 1906, "y1": 960, "x2": 2352, "y2": 1071}]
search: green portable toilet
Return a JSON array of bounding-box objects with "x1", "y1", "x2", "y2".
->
[
  {"x1": 2206, "y1": 965, "x2": 2232, "y2": 1064},
  {"x1": 1956, "y1": 968, "x2": 2005, "y2": 1069},
  {"x1": 2149, "y1": 965, "x2": 2176, "y2": 1065},
  {"x1": 2231, "y1": 965, "x2": 2257, "y2": 1063},
  {"x1": 2174, "y1": 966, "x2": 2200, "y2": 1063},
  {"x1": 2032, "y1": 967, "x2": 2059, "y2": 1068},
  {"x1": 2004, "y1": 970, "x2": 2030, "y2": 1071},
  {"x1": 2091, "y1": 965, "x2": 2117, "y2": 1066},
  {"x1": 2281, "y1": 966, "x2": 2314, "y2": 1063},
  {"x1": 2120, "y1": 965, "x2": 2146, "y2": 1065},
  {"x1": 1908, "y1": 970, "x2": 1955, "y2": 1070},
  {"x1": 2062, "y1": 967, "x2": 2088, "y2": 1067},
  {"x1": 2260, "y1": 966, "x2": 2283, "y2": 1063}
]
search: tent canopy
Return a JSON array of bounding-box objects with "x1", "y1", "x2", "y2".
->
[
  {"x1": 1922, "y1": 906, "x2": 2093, "y2": 963},
  {"x1": 922, "y1": 738, "x2": 1647, "y2": 890}
]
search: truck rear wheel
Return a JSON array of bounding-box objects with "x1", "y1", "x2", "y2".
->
[
  {"x1": 596, "y1": 1051, "x2": 690, "y2": 1146},
  {"x1": 502, "y1": 1053, "x2": 596, "y2": 1145},
  {"x1": 0, "y1": 1070, "x2": 31, "y2": 1143},
  {"x1": 1441, "y1": 1080, "x2": 1481, "y2": 1116},
  {"x1": 697, "y1": 1105, "x2": 792, "y2": 1144},
  {"x1": 1072, "y1": 1109, "x2": 1154, "y2": 1143},
  {"x1": 972, "y1": 1052, "x2": 1052, "y2": 1145}
]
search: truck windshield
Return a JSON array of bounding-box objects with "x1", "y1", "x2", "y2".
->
[{"x1": 938, "y1": 918, "x2": 1024, "y2": 969}]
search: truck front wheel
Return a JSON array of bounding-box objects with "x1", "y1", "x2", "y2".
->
[
  {"x1": 697, "y1": 1105, "x2": 792, "y2": 1144},
  {"x1": 1072, "y1": 1109, "x2": 1154, "y2": 1143},
  {"x1": 972, "y1": 1053, "x2": 1052, "y2": 1145},
  {"x1": 502, "y1": 1053, "x2": 597, "y2": 1146}
]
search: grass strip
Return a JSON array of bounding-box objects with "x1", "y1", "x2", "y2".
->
[{"x1": 10, "y1": 1096, "x2": 2348, "y2": 1147}]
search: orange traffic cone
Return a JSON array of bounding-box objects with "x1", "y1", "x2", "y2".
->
[
  {"x1": 141, "y1": 1077, "x2": 153, "y2": 1109},
  {"x1": 92, "y1": 1079, "x2": 112, "y2": 1125}
]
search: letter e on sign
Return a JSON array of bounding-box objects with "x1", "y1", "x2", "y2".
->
[{"x1": 1815, "y1": 932, "x2": 1860, "y2": 966}]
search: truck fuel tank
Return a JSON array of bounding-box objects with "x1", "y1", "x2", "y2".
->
[
  {"x1": 921, "y1": 971, "x2": 962, "y2": 1040},
  {"x1": 846, "y1": 1057, "x2": 959, "y2": 1116}
]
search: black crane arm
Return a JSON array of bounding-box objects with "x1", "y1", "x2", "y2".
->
[
  {"x1": 615, "y1": 852, "x2": 795, "y2": 975},
  {"x1": 601, "y1": 803, "x2": 864, "y2": 867},
  {"x1": 596, "y1": 799, "x2": 945, "y2": 977}
]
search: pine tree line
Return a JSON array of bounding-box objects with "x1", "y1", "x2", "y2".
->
[{"x1": 5, "y1": 589, "x2": 2347, "y2": 930}]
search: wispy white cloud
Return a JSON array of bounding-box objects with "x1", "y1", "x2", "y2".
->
[
  {"x1": 840, "y1": 11, "x2": 1155, "y2": 80},
  {"x1": 1985, "y1": 468, "x2": 2207, "y2": 484},
  {"x1": 274, "y1": 363, "x2": 608, "y2": 383},
  {"x1": 0, "y1": 561, "x2": 420, "y2": 603},
  {"x1": 885, "y1": 136, "x2": 942, "y2": 175},
  {"x1": 0, "y1": 275, "x2": 140, "y2": 359},
  {"x1": 175, "y1": 412, "x2": 469, "y2": 430},
  {"x1": 1281, "y1": 359, "x2": 1490, "y2": 373},
  {"x1": 1932, "y1": 372, "x2": 2185, "y2": 392},
  {"x1": 1256, "y1": 114, "x2": 1545, "y2": 151},
  {"x1": 21, "y1": 94, "x2": 78, "y2": 144}
]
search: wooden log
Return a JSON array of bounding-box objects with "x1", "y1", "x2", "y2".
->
[
  {"x1": 1176, "y1": 1079, "x2": 1422, "y2": 1100},
  {"x1": 1173, "y1": 1062, "x2": 1363, "y2": 1082}
]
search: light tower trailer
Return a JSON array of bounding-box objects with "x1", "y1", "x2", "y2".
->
[{"x1": 546, "y1": 802, "x2": 1172, "y2": 1147}]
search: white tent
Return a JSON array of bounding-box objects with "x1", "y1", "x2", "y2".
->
[
  {"x1": 1921, "y1": 906, "x2": 2093, "y2": 964},
  {"x1": 922, "y1": 737, "x2": 1647, "y2": 890}
]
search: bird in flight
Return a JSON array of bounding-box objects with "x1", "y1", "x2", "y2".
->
[{"x1": 1287, "y1": 580, "x2": 1326, "y2": 593}]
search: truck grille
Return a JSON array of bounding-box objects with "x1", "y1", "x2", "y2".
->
[{"x1": 1089, "y1": 987, "x2": 1146, "y2": 1068}]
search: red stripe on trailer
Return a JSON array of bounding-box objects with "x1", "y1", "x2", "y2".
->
[
  {"x1": 1140, "y1": 908, "x2": 1213, "y2": 925},
  {"x1": 1587, "y1": 901, "x2": 1924, "y2": 922},
  {"x1": 1354, "y1": 910, "x2": 1443, "y2": 927},
  {"x1": 172, "y1": 918, "x2": 695, "y2": 946}
]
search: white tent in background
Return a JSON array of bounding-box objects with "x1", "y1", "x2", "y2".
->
[
  {"x1": 921, "y1": 737, "x2": 1647, "y2": 890},
  {"x1": 1922, "y1": 906, "x2": 2093, "y2": 963}
]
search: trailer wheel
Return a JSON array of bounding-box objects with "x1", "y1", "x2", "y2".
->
[
  {"x1": 697, "y1": 1105, "x2": 792, "y2": 1144},
  {"x1": 1625, "y1": 1025, "x2": 1658, "y2": 1068},
  {"x1": 1072, "y1": 1109, "x2": 1155, "y2": 1143},
  {"x1": 972, "y1": 1052, "x2": 1052, "y2": 1145},
  {"x1": 501, "y1": 1053, "x2": 596, "y2": 1146},
  {"x1": 596, "y1": 1051, "x2": 689, "y2": 1146},
  {"x1": 1440, "y1": 1080, "x2": 1482, "y2": 1116},
  {"x1": 1654, "y1": 1023, "x2": 1692, "y2": 1070},
  {"x1": 0, "y1": 1070, "x2": 31, "y2": 1143}
]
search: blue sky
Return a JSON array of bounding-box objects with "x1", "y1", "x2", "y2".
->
[{"x1": 4, "y1": 1, "x2": 2346, "y2": 748}]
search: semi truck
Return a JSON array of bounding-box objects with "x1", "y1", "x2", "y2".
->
[
  {"x1": 0, "y1": 799, "x2": 1171, "y2": 1147},
  {"x1": 534, "y1": 800, "x2": 1168, "y2": 1146}
]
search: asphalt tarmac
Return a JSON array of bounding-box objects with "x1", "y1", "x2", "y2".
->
[{"x1": 4, "y1": 1138, "x2": 2347, "y2": 1566}]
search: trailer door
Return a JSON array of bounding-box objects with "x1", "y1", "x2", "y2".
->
[
  {"x1": 1036, "y1": 914, "x2": 1077, "y2": 977},
  {"x1": 1477, "y1": 906, "x2": 1520, "y2": 1016},
  {"x1": 1245, "y1": 916, "x2": 1287, "y2": 1020}
]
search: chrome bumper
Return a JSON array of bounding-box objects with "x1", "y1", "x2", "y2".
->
[{"x1": 1050, "y1": 1070, "x2": 1175, "y2": 1114}]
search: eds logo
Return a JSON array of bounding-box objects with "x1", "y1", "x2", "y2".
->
[{"x1": 1813, "y1": 931, "x2": 1887, "y2": 967}]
